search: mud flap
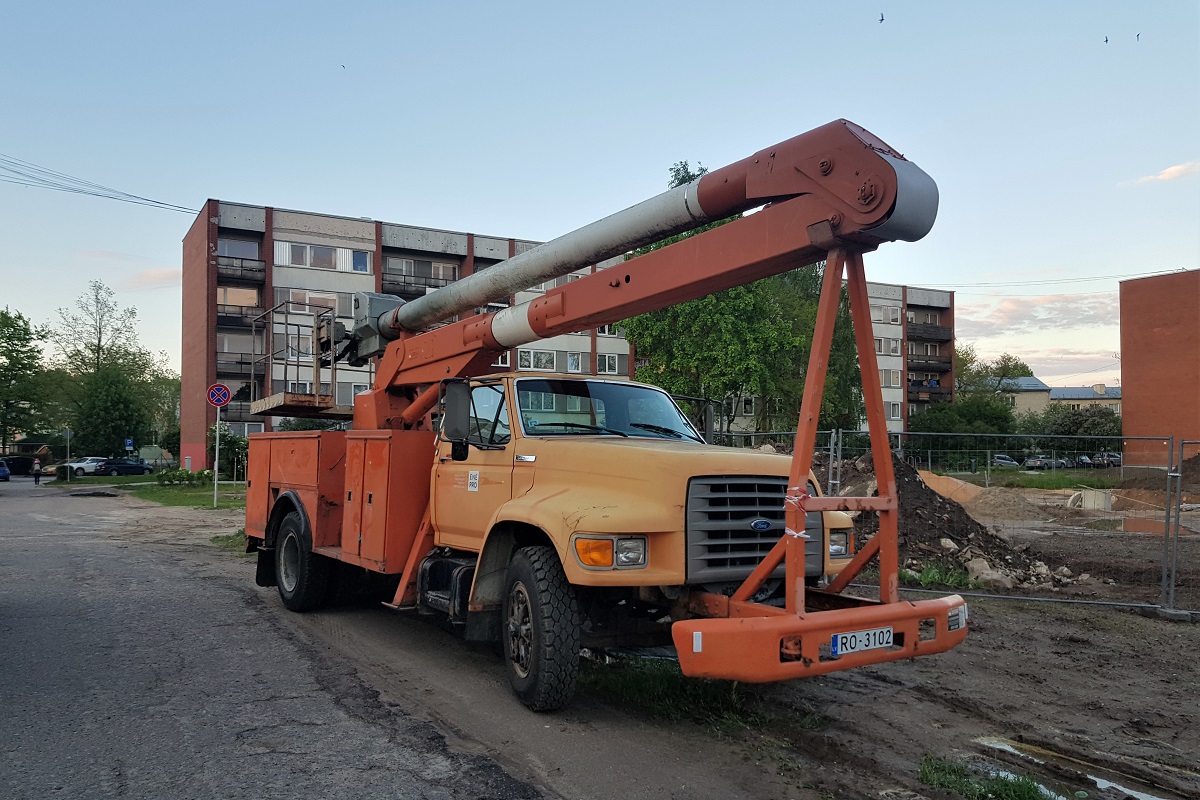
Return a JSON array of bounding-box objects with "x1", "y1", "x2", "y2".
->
[{"x1": 255, "y1": 548, "x2": 277, "y2": 587}]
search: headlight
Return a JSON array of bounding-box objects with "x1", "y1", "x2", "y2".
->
[
  {"x1": 615, "y1": 537, "x2": 646, "y2": 567},
  {"x1": 828, "y1": 529, "x2": 851, "y2": 558},
  {"x1": 573, "y1": 535, "x2": 647, "y2": 569}
]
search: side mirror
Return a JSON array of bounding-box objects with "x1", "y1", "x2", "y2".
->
[{"x1": 442, "y1": 380, "x2": 471, "y2": 443}]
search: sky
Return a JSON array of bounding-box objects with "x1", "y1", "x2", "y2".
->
[{"x1": 2, "y1": 1, "x2": 1197, "y2": 388}]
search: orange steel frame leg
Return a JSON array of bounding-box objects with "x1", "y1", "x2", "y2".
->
[{"x1": 672, "y1": 247, "x2": 968, "y2": 682}]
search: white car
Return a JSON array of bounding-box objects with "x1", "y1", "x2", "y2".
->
[{"x1": 65, "y1": 457, "x2": 108, "y2": 477}]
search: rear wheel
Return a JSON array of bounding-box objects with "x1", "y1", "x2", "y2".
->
[
  {"x1": 109, "y1": 469, "x2": 120, "y2": 476},
  {"x1": 275, "y1": 510, "x2": 331, "y2": 612},
  {"x1": 74, "y1": 467, "x2": 85, "y2": 477},
  {"x1": 502, "y1": 546, "x2": 580, "y2": 711}
]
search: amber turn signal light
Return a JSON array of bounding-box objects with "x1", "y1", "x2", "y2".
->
[{"x1": 574, "y1": 538, "x2": 614, "y2": 568}]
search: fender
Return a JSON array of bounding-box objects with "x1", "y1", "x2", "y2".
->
[{"x1": 265, "y1": 489, "x2": 312, "y2": 550}]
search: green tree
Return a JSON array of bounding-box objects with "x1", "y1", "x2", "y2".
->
[
  {"x1": 619, "y1": 161, "x2": 861, "y2": 432},
  {"x1": 208, "y1": 422, "x2": 248, "y2": 479},
  {"x1": 74, "y1": 368, "x2": 148, "y2": 456},
  {"x1": 956, "y1": 345, "x2": 1035, "y2": 393},
  {"x1": 0, "y1": 308, "x2": 47, "y2": 452},
  {"x1": 48, "y1": 281, "x2": 177, "y2": 456}
]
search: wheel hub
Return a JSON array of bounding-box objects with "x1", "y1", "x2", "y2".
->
[
  {"x1": 506, "y1": 581, "x2": 533, "y2": 679},
  {"x1": 279, "y1": 534, "x2": 299, "y2": 593}
]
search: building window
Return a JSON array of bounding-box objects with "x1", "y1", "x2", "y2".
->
[
  {"x1": 597, "y1": 324, "x2": 618, "y2": 337},
  {"x1": 217, "y1": 238, "x2": 260, "y2": 259},
  {"x1": 879, "y1": 369, "x2": 902, "y2": 388},
  {"x1": 597, "y1": 353, "x2": 618, "y2": 374},
  {"x1": 889, "y1": 339, "x2": 901, "y2": 355},
  {"x1": 217, "y1": 286, "x2": 259, "y2": 307},
  {"x1": 871, "y1": 304, "x2": 901, "y2": 324},
  {"x1": 517, "y1": 349, "x2": 556, "y2": 371},
  {"x1": 286, "y1": 335, "x2": 312, "y2": 361},
  {"x1": 909, "y1": 404, "x2": 917, "y2": 416},
  {"x1": 277, "y1": 241, "x2": 373, "y2": 274},
  {"x1": 288, "y1": 289, "x2": 337, "y2": 315},
  {"x1": 742, "y1": 397, "x2": 754, "y2": 415},
  {"x1": 492, "y1": 351, "x2": 510, "y2": 368},
  {"x1": 567, "y1": 352, "x2": 582, "y2": 373},
  {"x1": 874, "y1": 337, "x2": 884, "y2": 354},
  {"x1": 352, "y1": 383, "x2": 371, "y2": 395},
  {"x1": 385, "y1": 257, "x2": 458, "y2": 282},
  {"x1": 352, "y1": 251, "x2": 370, "y2": 273},
  {"x1": 924, "y1": 343, "x2": 940, "y2": 356},
  {"x1": 888, "y1": 402, "x2": 901, "y2": 419}
]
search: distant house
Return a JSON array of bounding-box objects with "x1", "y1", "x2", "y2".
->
[
  {"x1": 1048, "y1": 384, "x2": 1122, "y2": 416},
  {"x1": 988, "y1": 376, "x2": 1051, "y2": 414}
]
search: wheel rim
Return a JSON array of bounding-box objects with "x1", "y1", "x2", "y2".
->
[
  {"x1": 506, "y1": 580, "x2": 534, "y2": 679},
  {"x1": 279, "y1": 532, "x2": 300, "y2": 593}
]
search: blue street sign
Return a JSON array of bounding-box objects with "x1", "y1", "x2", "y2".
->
[{"x1": 125, "y1": 438, "x2": 134, "y2": 451}]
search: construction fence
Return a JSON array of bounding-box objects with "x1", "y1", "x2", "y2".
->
[{"x1": 709, "y1": 429, "x2": 1198, "y2": 612}]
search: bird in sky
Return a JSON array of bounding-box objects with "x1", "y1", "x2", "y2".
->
[
  {"x1": 341, "y1": 64, "x2": 346, "y2": 69},
  {"x1": 1104, "y1": 36, "x2": 1109, "y2": 44},
  {"x1": 1136, "y1": 33, "x2": 1140, "y2": 41},
  {"x1": 879, "y1": 13, "x2": 884, "y2": 23}
]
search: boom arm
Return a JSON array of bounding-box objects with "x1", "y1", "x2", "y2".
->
[{"x1": 351, "y1": 118, "x2": 937, "y2": 429}]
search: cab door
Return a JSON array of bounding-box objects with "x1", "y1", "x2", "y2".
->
[{"x1": 432, "y1": 382, "x2": 516, "y2": 551}]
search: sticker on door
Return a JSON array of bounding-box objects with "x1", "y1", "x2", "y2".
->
[{"x1": 468, "y1": 470, "x2": 480, "y2": 492}]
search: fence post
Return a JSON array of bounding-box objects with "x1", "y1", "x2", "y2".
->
[{"x1": 1159, "y1": 437, "x2": 1175, "y2": 607}]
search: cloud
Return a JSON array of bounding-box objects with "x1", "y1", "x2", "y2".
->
[
  {"x1": 1131, "y1": 161, "x2": 1200, "y2": 184},
  {"x1": 956, "y1": 292, "x2": 1118, "y2": 338},
  {"x1": 121, "y1": 268, "x2": 182, "y2": 290}
]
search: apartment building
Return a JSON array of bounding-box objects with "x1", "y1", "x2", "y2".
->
[
  {"x1": 864, "y1": 282, "x2": 956, "y2": 432},
  {"x1": 180, "y1": 200, "x2": 631, "y2": 470}
]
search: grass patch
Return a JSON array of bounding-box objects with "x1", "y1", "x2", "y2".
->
[
  {"x1": 211, "y1": 528, "x2": 248, "y2": 554},
  {"x1": 900, "y1": 560, "x2": 977, "y2": 590},
  {"x1": 578, "y1": 657, "x2": 770, "y2": 734},
  {"x1": 919, "y1": 755, "x2": 1046, "y2": 800},
  {"x1": 128, "y1": 483, "x2": 246, "y2": 510},
  {"x1": 998, "y1": 471, "x2": 1119, "y2": 490}
]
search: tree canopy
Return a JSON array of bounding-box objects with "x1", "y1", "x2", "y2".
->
[
  {"x1": 955, "y1": 343, "x2": 1035, "y2": 392},
  {"x1": 618, "y1": 161, "x2": 863, "y2": 432},
  {"x1": 0, "y1": 308, "x2": 47, "y2": 452}
]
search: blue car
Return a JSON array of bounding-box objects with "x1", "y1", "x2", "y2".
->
[{"x1": 0, "y1": 459, "x2": 10, "y2": 481}]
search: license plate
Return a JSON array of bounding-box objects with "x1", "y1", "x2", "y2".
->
[{"x1": 831, "y1": 626, "x2": 893, "y2": 657}]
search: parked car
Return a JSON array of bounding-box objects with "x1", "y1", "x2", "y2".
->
[
  {"x1": 1076, "y1": 455, "x2": 1094, "y2": 468},
  {"x1": 992, "y1": 454, "x2": 1020, "y2": 468},
  {"x1": 1059, "y1": 457, "x2": 1076, "y2": 469},
  {"x1": 0, "y1": 459, "x2": 10, "y2": 481},
  {"x1": 1102, "y1": 452, "x2": 1122, "y2": 467},
  {"x1": 95, "y1": 457, "x2": 154, "y2": 476},
  {"x1": 1092, "y1": 452, "x2": 1122, "y2": 468},
  {"x1": 42, "y1": 461, "x2": 66, "y2": 477},
  {"x1": 65, "y1": 456, "x2": 108, "y2": 476},
  {"x1": 1022, "y1": 456, "x2": 1050, "y2": 470}
]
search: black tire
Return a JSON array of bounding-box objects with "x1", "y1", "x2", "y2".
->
[
  {"x1": 502, "y1": 546, "x2": 581, "y2": 711},
  {"x1": 143, "y1": 468, "x2": 153, "y2": 475},
  {"x1": 274, "y1": 510, "x2": 331, "y2": 612},
  {"x1": 74, "y1": 467, "x2": 85, "y2": 477},
  {"x1": 109, "y1": 469, "x2": 120, "y2": 476}
]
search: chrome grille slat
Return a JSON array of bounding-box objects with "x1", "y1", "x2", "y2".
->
[{"x1": 686, "y1": 475, "x2": 823, "y2": 582}]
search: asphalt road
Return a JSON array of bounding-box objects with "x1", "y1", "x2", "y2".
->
[{"x1": 0, "y1": 477, "x2": 543, "y2": 800}]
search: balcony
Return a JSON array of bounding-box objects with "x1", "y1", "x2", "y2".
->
[
  {"x1": 216, "y1": 256, "x2": 266, "y2": 282},
  {"x1": 907, "y1": 354, "x2": 952, "y2": 371},
  {"x1": 215, "y1": 352, "x2": 256, "y2": 377},
  {"x1": 907, "y1": 322, "x2": 953, "y2": 342},
  {"x1": 216, "y1": 304, "x2": 262, "y2": 327},
  {"x1": 382, "y1": 273, "x2": 455, "y2": 295},
  {"x1": 908, "y1": 383, "x2": 952, "y2": 402}
]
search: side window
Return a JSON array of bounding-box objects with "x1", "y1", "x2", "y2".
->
[{"x1": 468, "y1": 384, "x2": 511, "y2": 446}]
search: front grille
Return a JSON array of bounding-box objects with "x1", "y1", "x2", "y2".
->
[{"x1": 686, "y1": 476, "x2": 823, "y2": 582}]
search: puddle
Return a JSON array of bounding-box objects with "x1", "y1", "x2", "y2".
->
[
  {"x1": 975, "y1": 737, "x2": 1181, "y2": 800},
  {"x1": 69, "y1": 490, "x2": 119, "y2": 497}
]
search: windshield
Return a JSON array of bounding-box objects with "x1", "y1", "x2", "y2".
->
[{"x1": 514, "y1": 378, "x2": 704, "y2": 442}]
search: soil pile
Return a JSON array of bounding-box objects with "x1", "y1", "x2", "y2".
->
[
  {"x1": 964, "y1": 488, "x2": 1050, "y2": 521},
  {"x1": 1119, "y1": 453, "x2": 1200, "y2": 493},
  {"x1": 814, "y1": 452, "x2": 1073, "y2": 590}
]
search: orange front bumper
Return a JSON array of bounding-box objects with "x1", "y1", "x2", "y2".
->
[{"x1": 672, "y1": 595, "x2": 967, "y2": 682}]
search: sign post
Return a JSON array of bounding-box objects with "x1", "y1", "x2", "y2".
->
[{"x1": 207, "y1": 383, "x2": 231, "y2": 509}]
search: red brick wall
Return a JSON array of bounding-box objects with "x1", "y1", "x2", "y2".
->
[
  {"x1": 180, "y1": 200, "x2": 218, "y2": 469},
  {"x1": 1120, "y1": 270, "x2": 1200, "y2": 466}
]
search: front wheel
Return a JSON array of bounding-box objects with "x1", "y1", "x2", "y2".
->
[
  {"x1": 275, "y1": 510, "x2": 331, "y2": 612},
  {"x1": 109, "y1": 469, "x2": 120, "y2": 476},
  {"x1": 502, "y1": 546, "x2": 581, "y2": 711},
  {"x1": 74, "y1": 467, "x2": 85, "y2": 477}
]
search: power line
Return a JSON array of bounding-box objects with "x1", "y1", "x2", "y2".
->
[{"x1": 0, "y1": 152, "x2": 197, "y2": 214}]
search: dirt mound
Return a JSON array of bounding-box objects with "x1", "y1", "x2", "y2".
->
[
  {"x1": 964, "y1": 488, "x2": 1049, "y2": 521},
  {"x1": 818, "y1": 452, "x2": 1052, "y2": 588},
  {"x1": 1119, "y1": 453, "x2": 1200, "y2": 493}
]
